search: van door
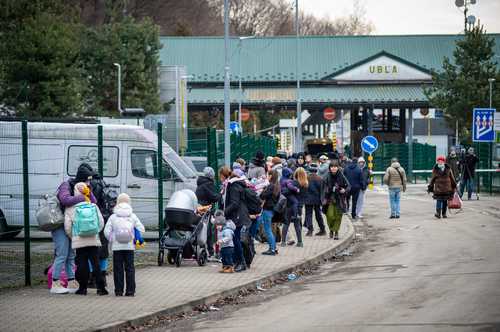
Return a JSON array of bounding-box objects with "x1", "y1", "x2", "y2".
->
[{"x1": 126, "y1": 148, "x2": 176, "y2": 228}]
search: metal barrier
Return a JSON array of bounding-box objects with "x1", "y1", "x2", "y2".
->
[{"x1": 372, "y1": 169, "x2": 500, "y2": 194}]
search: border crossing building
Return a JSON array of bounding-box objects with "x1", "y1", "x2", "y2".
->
[{"x1": 159, "y1": 34, "x2": 500, "y2": 156}]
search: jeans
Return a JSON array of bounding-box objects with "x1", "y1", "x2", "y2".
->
[
  {"x1": 258, "y1": 210, "x2": 276, "y2": 251},
  {"x1": 304, "y1": 205, "x2": 325, "y2": 232},
  {"x1": 233, "y1": 226, "x2": 245, "y2": 266},
  {"x1": 356, "y1": 190, "x2": 365, "y2": 216},
  {"x1": 113, "y1": 250, "x2": 135, "y2": 295},
  {"x1": 283, "y1": 205, "x2": 302, "y2": 244},
  {"x1": 51, "y1": 227, "x2": 75, "y2": 280},
  {"x1": 348, "y1": 188, "x2": 361, "y2": 218},
  {"x1": 220, "y1": 247, "x2": 234, "y2": 267},
  {"x1": 459, "y1": 178, "x2": 475, "y2": 199},
  {"x1": 389, "y1": 188, "x2": 401, "y2": 217},
  {"x1": 75, "y1": 246, "x2": 105, "y2": 291},
  {"x1": 436, "y1": 199, "x2": 448, "y2": 215}
]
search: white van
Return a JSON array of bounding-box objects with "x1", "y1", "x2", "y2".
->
[{"x1": 0, "y1": 122, "x2": 198, "y2": 238}]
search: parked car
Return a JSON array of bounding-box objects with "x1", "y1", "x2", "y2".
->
[{"x1": 0, "y1": 122, "x2": 197, "y2": 238}]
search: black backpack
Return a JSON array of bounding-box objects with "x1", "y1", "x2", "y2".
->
[{"x1": 244, "y1": 187, "x2": 263, "y2": 215}]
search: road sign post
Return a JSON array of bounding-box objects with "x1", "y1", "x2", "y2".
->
[{"x1": 361, "y1": 135, "x2": 379, "y2": 190}]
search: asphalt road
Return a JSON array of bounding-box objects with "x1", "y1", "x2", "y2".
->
[{"x1": 186, "y1": 188, "x2": 500, "y2": 332}]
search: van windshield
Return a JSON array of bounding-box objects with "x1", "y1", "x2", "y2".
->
[{"x1": 163, "y1": 146, "x2": 197, "y2": 179}]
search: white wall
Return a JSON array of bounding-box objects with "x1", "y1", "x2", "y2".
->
[{"x1": 413, "y1": 135, "x2": 448, "y2": 157}]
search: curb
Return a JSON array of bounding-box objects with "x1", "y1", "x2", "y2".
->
[{"x1": 93, "y1": 219, "x2": 356, "y2": 332}]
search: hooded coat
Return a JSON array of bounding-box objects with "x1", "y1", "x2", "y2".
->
[
  {"x1": 460, "y1": 153, "x2": 479, "y2": 180},
  {"x1": 446, "y1": 154, "x2": 460, "y2": 181},
  {"x1": 383, "y1": 162, "x2": 407, "y2": 191},
  {"x1": 220, "y1": 220, "x2": 236, "y2": 248},
  {"x1": 321, "y1": 169, "x2": 350, "y2": 213},
  {"x1": 195, "y1": 176, "x2": 221, "y2": 206},
  {"x1": 224, "y1": 177, "x2": 252, "y2": 227},
  {"x1": 428, "y1": 164, "x2": 457, "y2": 200},
  {"x1": 58, "y1": 163, "x2": 97, "y2": 208},
  {"x1": 104, "y1": 202, "x2": 145, "y2": 251},
  {"x1": 344, "y1": 162, "x2": 364, "y2": 190},
  {"x1": 304, "y1": 173, "x2": 323, "y2": 205}
]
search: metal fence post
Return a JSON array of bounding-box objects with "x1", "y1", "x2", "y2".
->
[
  {"x1": 97, "y1": 125, "x2": 103, "y2": 177},
  {"x1": 157, "y1": 123, "x2": 164, "y2": 241},
  {"x1": 22, "y1": 120, "x2": 31, "y2": 286}
]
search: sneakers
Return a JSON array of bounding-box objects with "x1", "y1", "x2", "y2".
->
[
  {"x1": 280, "y1": 242, "x2": 287, "y2": 247},
  {"x1": 315, "y1": 230, "x2": 326, "y2": 236},
  {"x1": 296, "y1": 242, "x2": 303, "y2": 248},
  {"x1": 329, "y1": 231, "x2": 334, "y2": 239},
  {"x1": 262, "y1": 249, "x2": 276, "y2": 256},
  {"x1": 50, "y1": 280, "x2": 69, "y2": 294},
  {"x1": 96, "y1": 288, "x2": 109, "y2": 296},
  {"x1": 334, "y1": 232, "x2": 339, "y2": 240},
  {"x1": 234, "y1": 264, "x2": 246, "y2": 273},
  {"x1": 287, "y1": 240, "x2": 296, "y2": 246},
  {"x1": 67, "y1": 280, "x2": 79, "y2": 294},
  {"x1": 223, "y1": 266, "x2": 235, "y2": 273},
  {"x1": 305, "y1": 230, "x2": 313, "y2": 237}
]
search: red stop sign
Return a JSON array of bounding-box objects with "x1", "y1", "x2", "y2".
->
[
  {"x1": 323, "y1": 107, "x2": 336, "y2": 121},
  {"x1": 241, "y1": 109, "x2": 250, "y2": 121}
]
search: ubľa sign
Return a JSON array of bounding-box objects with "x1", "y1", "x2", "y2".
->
[{"x1": 333, "y1": 54, "x2": 432, "y2": 82}]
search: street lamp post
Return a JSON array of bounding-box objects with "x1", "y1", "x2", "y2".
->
[
  {"x1": 488, "y1": 78, "x2": 495, "y2": 108},
  {"x1": 223, "y1": 0, "x2": 231, "y2": 166},
  {"x1": 295, "y1": 0, "x2": 302, "y2": 153},
  {"x1": 238, "y1": 36, "x2": 255, "y2": 134},
  {"x1": 113, "y1": 63, "x2": 122, "y2": 113}
]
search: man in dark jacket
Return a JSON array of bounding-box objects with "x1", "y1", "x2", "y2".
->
[
  {"x1": 195, "y1": 167, "x2": 221, "y2": 257},
  {"x1": 343, "y1": 158, "x2": 364, "y2": 219},
  {"x1": 446, "y1": 149, "x2": 460, "y2": 182},
  {"x1": 304, "y1": 164, "x2": 326, "y2": 236},
  {"x1": 459, "y1": 148, "x2": 479, "y2": 200}
]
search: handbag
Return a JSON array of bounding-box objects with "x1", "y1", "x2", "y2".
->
[
  {"x1": 447, "y1": 191, "x2": 462, "y2": 209},
  {"x1": 36, "y1": 194, "x2": 65, "y2": 231}
]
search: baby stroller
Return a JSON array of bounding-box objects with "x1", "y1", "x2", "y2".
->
[{"x1": 158, "y1": 189, "x2": 209, "y2": 267}]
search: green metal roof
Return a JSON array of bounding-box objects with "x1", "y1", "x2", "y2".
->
[
  {"x1": 188, "y1": 85, "x2": 428, "y2": 105},
  {"x1": 160, "y1": 34, "x2": 500, "y2": 83}
]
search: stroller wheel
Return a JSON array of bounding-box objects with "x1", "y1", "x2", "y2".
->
[
  {"x1": 197, "y1": 249, "x2": 208, "y2": 267},
  {"x1": 167, "y1": 250, "x2": 176, "y2": 265},
  {"x1": 175, "y1": 250, "x2": 183, "y2": 267},
  {"x1": 158, "y1": 250, "x2": 164, "y2": 266}
]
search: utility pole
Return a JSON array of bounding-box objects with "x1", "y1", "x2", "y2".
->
[
  {"x1": 223, "y1": 0, "x2": 231, "y2": 166},
  {"x1": 295, "y1": 0, "x2": 302, "y2": 153},
  {"x1": 113, "y1": 63, "x2": 122, "y2": 113}
]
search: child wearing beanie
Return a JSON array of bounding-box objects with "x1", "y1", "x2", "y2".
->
[{"x1": 104, "y1": 193, "x2": 144, "y2": 297}]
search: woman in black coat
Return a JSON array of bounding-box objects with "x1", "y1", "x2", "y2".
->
[
  {"x1": 304, "y1": 164, "x2": 326, "y2": 236},
  {"x1": 224, "y1": 170, "x2": 251, "y2": 272}
]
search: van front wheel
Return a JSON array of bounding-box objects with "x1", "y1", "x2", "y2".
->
[{"x1": 0, "y1": 212, "x2": 22, "y2": 240}]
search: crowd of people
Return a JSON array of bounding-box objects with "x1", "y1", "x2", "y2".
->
[{"x1": 196, "y1": 150, "x2": 373, "y2": 273}]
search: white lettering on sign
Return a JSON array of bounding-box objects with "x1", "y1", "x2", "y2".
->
[{"x1": 333, "y1": 55, "x2": 431, "y2": 82}]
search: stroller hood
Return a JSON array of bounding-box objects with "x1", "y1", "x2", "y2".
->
[{"x1": 166, "y1": 189, "x2": 198, "y2": 212}]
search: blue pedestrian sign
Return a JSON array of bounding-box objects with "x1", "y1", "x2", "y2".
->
[
  {"x1": 472, "y1": 108, "x2": 496, "y2": 142},
  {"x1": 361, "y1": 135, "x2": 379, "y2": 154},
  {"x1": 230, "y1": 121, "x2": 241, "y2": 134}
]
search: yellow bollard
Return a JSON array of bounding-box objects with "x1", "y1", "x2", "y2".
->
[{"x1": 368, "y1": 154, "x2": 374, "y2": 190}]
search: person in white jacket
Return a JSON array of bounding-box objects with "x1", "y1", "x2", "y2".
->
[{"x1": 104, "y1": 193, "x2": 145, "y2": 297}]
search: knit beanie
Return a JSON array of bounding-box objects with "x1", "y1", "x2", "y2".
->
[
  {"x1": 117, "y1": 193, "x2": 131, "y2": 205},
  {"x1": 74, "y1": 182, "x2": 91, "y2": 203}
]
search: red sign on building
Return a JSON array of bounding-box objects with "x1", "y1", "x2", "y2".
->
[{"x1": 323, "y1": 107, "x2": 336, "y2": 121}]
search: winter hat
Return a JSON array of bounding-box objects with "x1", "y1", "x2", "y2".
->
[
  {"x1": 436, "y1": 155, "x2": 446, "y2": 163},
  {"x1": 271, "y1": 157, "x2": 282, "y2": 165},
  {"x1": 232, "y1": 162, "x2": 242, "y2": 170},
  {"x1": 358, "y1": 157, "x2": 366, "y2": 164},
  {"x1": 213, "y1": 210, "x2": 226, "y2": 225},
  {"x1": 282, "y1": 167, "x2": 292, "y2": 179},
  {"x1": 255, "y1": 150, "x2": 265, "y2": 161},
  {"x1": 75, "y1": 163, "x2": 96, "y2": 183},
  {"x1": 203, "y1": 166, "x2": 215, "y2": 179},
  {"x1": 319, "y1": 155, "x2": 328, "y2": 162},
  {"x1": 74, "y1": 182, "x2": 91, "y2": 203},
  {"x1": 308, "y1": 163, "x2": 318, "y2": 173},
  {"x1": 233, "y1": 168, "x2": 245, "y2": 178},
  {"x1": 117, "y1": 193, "x2": 131, "y2": 205}
]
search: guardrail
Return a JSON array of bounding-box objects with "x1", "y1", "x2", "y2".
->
[{"x1": 371, "y1": 169, "x2": 500, "y2": 194}]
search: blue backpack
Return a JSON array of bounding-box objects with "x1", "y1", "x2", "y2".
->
[{"x1": 73, "y1": 203, "x2": 100, "y2": 237}]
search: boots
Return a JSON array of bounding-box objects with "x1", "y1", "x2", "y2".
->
[
  {"x1": 442, "y1": 205, "x2": 448, "y2": 218},
  {"x1": 101, "y1": 271, "x2": 107, "y2": 288},
  {"x1": 434, "y1": 209, "x2": 441, "y2": 219}
]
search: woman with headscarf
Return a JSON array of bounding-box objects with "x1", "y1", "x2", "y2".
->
[
  {"x1": 428, "y1": 155, "x2": 457, "y2": 219},
  {"x1": 321, "y1": 161, "x2": 350, "y2": 240}
]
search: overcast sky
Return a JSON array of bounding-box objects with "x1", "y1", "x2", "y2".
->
[{"x1": 300, "y1": 0, "x2": 500, "y2": 35}]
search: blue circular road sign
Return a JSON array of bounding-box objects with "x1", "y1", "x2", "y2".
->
[{"x1": 361, "y1": 135, "x2": 379, "y2": 154}]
